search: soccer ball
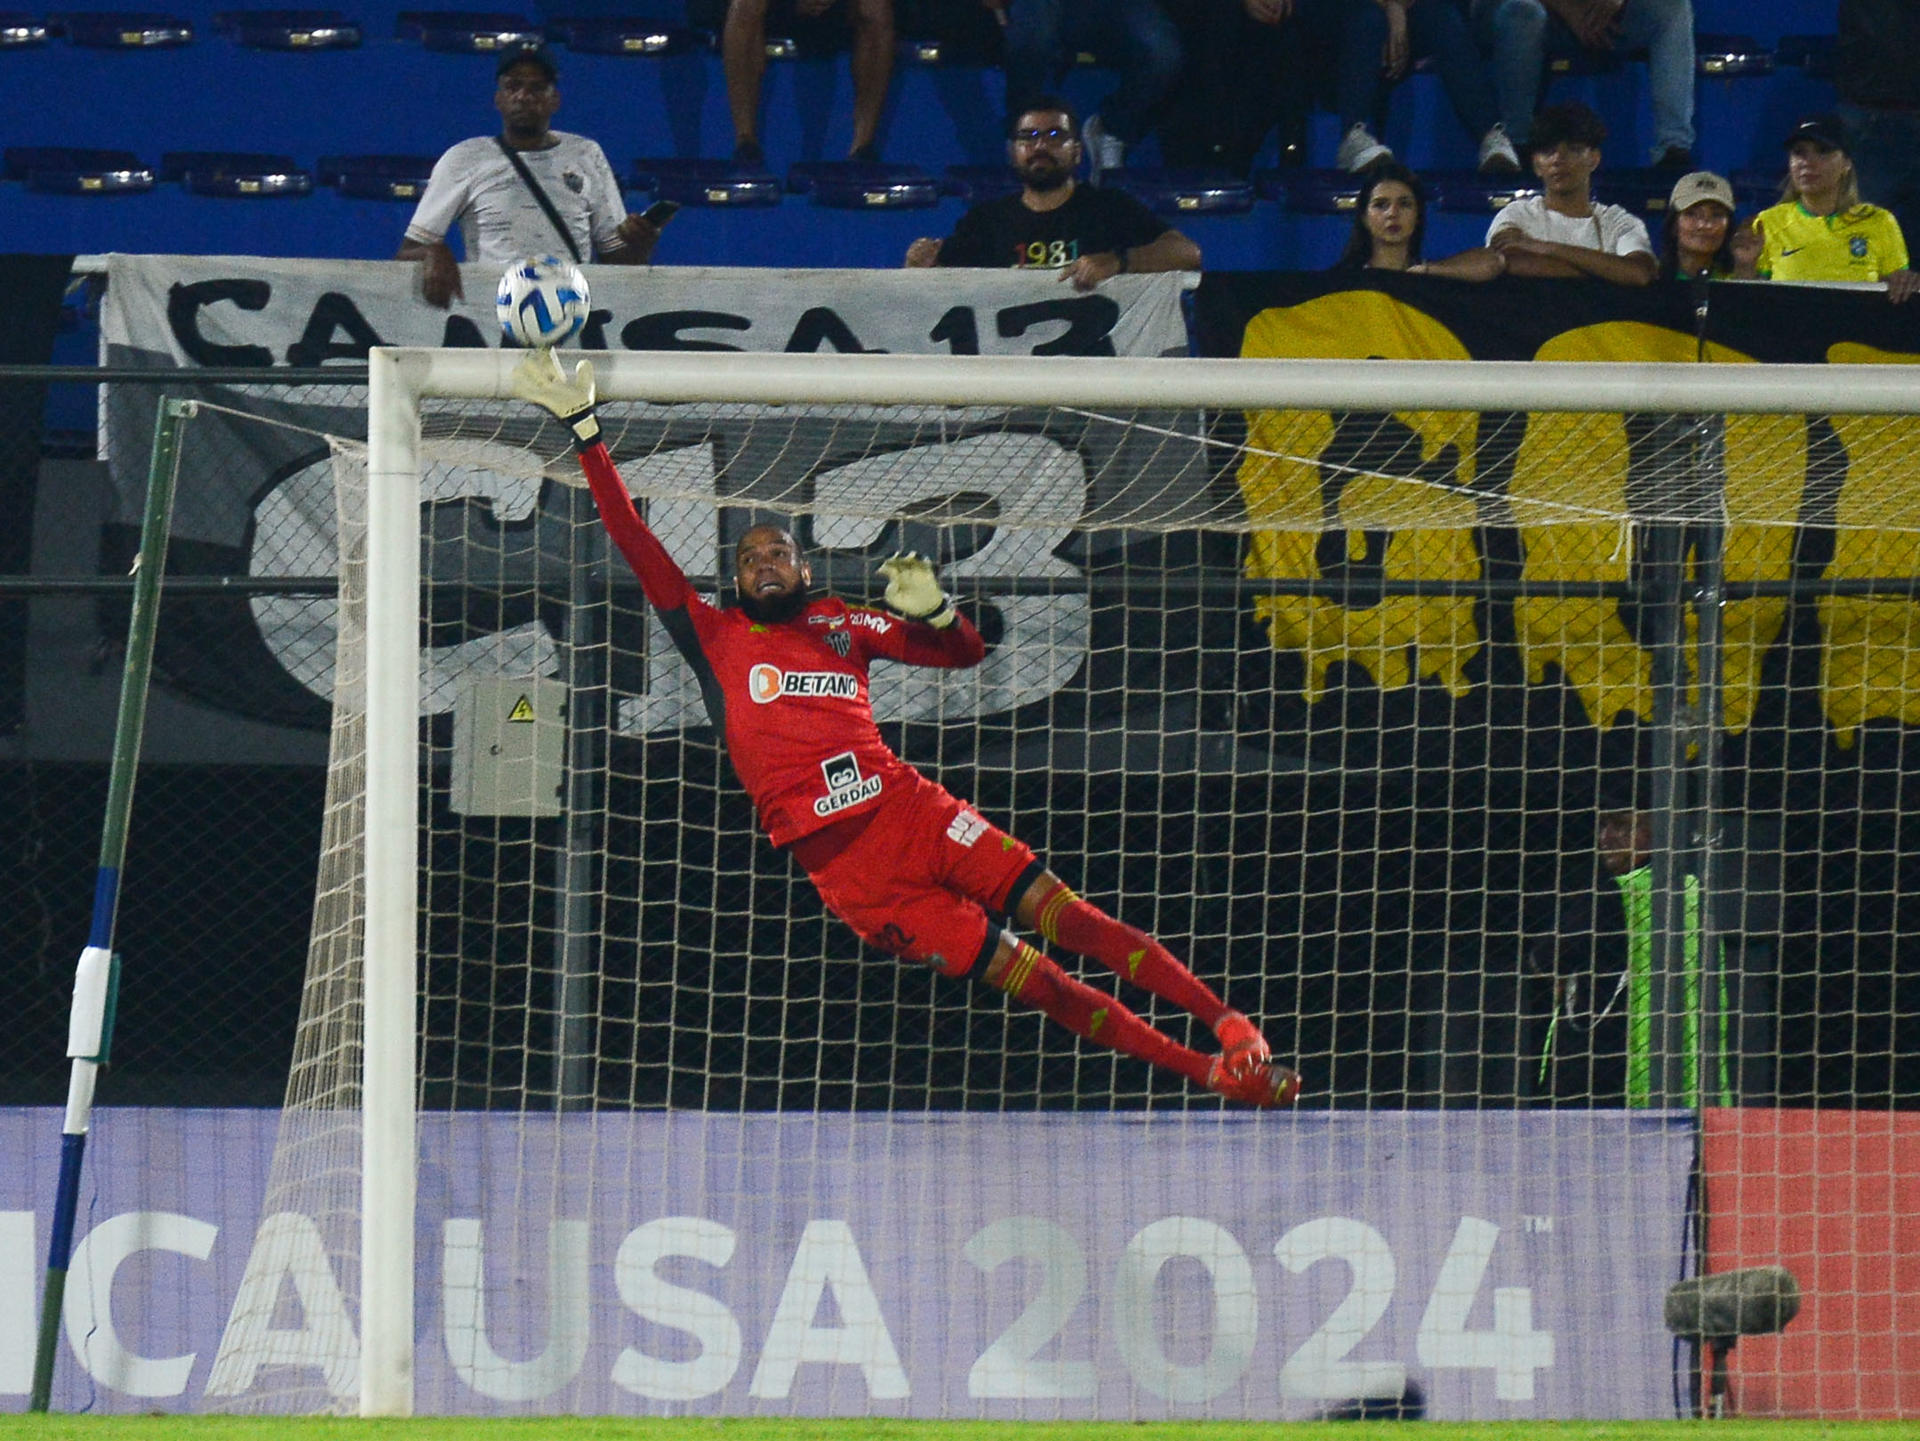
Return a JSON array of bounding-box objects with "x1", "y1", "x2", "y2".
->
[{"x1": 495, "y1": 255, "x2": 590, "y2": 349}]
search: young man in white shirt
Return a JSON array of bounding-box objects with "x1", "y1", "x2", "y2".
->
[
  {"x1": 398, "y1": 48, "x2": 661, "y2": 308},
  {"x1": 1486, "y1": 101, "x2": 1657, "y2": 286}
]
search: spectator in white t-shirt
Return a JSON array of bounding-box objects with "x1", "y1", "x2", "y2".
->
[
  {"x1": 398, "y1": 48, "x2": 662, "y2": 308},
  {"x1": 1486, "y1": 101, "x2": 1657, "y2": 286}
]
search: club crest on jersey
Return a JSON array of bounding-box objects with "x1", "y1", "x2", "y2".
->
[
  {"x1": 563, "y1": 169, "x2": 585, "y2": 195},
  {"x1": 825, "y1": 630, "x2": 851, "y2": 658},
  {"x1": 749, "y1": 663, "x2": 858, "y2": 703},
  {"x1": 815, "y1": 751, "x2": 884, "y2": 816}
]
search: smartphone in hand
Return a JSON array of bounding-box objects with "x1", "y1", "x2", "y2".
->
[{"x1": 641, "y1": 199, "x2": 681, "y2": 226}]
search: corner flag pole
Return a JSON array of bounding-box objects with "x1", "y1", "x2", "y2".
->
[{"x1": 29, "y1": 397, "x2": 192, "y2": 1412}]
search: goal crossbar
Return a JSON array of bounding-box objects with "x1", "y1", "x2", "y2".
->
[{"x1": 372, "y1": 347, "x2": 1920, "y2": 414}]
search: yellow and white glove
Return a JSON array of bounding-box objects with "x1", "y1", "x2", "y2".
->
[
  {"x1": 878, "y1": 551, "x2": 955, "y2": 628},
  {"x1": 511, "y1": 349, "x2": 601, "y2": 450}
]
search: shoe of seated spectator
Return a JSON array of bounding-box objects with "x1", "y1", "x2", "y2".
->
[
  {"x1": 1335, "y1": 122, "x2": 1392, "y2": 174},
  {"x1": 1081, "y1": 112, "x2": 1125, "y2": 183},
  {"x1": 732, "y1": 137, "x2": 765, "y2": 169},
  {"x1": 1654, "y1": 146, "x2": 1695, "y2": 170},
  {"x1": 1477, "y1": 123, "x2": 1521, "y2": 175}
]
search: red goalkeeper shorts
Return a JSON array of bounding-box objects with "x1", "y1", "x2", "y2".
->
[{"x1": 799, "y1": 770, "x2": 1037, "y2": 977}]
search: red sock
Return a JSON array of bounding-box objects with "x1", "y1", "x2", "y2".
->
[
  {"x1": 990, "y1": 941, "x2": 1212, "y2": 1087},
  {"x1": 1028, "y1": 880, "x2": 1229, "y2": 1029}
]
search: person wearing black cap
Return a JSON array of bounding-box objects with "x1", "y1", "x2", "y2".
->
[
  {"x1": 397, "y1": 48, "x2": 663, "y2": 308},
  {"x1": 1734, "y1": 114, "x2": 1918, "y2": 304}
]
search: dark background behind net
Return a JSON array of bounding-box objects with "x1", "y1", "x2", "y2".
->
[{"x1": 4, "y1": 532, "x2": 1916, "y2": 1112}]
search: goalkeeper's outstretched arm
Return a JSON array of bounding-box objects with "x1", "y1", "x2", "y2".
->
[
  {"x1": 878, "y1": 552, "x2": 955, "y2": 628},
  {"x1": 873, "y1": 551, "x2": 984, "y2": 668},
  {"x1": 511, "y1": 350, "x2": 695, "y2": 613}
]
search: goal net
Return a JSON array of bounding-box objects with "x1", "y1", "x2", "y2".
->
[{"x1": 229, "y1": 351, "x2": 1920, "y2": 1421}]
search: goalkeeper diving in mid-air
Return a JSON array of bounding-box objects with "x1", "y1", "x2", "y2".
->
[{"x1": 514, "y1": 350, "x2": 1302, "y2": 1107}]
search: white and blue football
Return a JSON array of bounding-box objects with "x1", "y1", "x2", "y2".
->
[{"x1": 495, "y1": 254, "x2": 590, "y2": 349}]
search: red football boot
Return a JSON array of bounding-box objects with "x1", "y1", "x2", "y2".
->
[
  {"x1": 1212, "y1": 1009, "x2": 1272, "y2": 1082},
  {"x1": 1207, "y1": 1056, "x2": 1303, "y2": 1108}
]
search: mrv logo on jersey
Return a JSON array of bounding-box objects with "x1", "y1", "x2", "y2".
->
[
  {"x1": 816, "y1": 751, "x2": 884, "y2": 816},
  {"x1": 749, "y1": 664, "x2": 859, "y2": 704}
]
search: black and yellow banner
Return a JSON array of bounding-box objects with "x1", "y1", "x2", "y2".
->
[{"x1": 1191, "y1": 273, "x2": 1920, "y2": 738}]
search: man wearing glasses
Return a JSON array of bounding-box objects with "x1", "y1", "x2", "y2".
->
[
  {"x1": 398, "y1": 48, "x2": 663, "y2": 308},
  {"x1": 903, "y1": 99, "x2": 1200, "y2": 290}
]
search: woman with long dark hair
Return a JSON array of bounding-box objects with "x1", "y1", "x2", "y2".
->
[
  {"x1": 1659, "y1": 171, "x2": 1737, "y2": 280},
  {"x1": 1330, "y1": 162, "x2": 1504, "y2": 278}
]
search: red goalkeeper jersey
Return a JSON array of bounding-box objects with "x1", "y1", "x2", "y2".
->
[{"x1": 580, "y1": 443, "x2": 985, "y2": 846}]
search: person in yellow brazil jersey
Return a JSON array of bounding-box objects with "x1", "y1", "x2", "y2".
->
[{"x1": 1733, "y1": 113, "x2": 1919, "y2": 303}]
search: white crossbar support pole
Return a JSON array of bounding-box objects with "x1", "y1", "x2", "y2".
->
[
  {"x1": 362, "y1": 347, "x2": 423, "y2": 1418},
  {"x1": 383, "y1": 347, "x2": 1920, "y2": 416}
]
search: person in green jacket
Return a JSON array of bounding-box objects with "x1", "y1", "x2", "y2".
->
[{"x1": 1527, "y1": 804, "x2": 1779, "y2": 1109}]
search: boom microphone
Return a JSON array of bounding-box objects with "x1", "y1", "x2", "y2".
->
[{"x1": 1664, "y1": 1265, "x2": 1802, "y2": 1341}]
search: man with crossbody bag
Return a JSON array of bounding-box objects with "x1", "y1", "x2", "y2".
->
[{"x1": 399, "y1": 47, "x2": 665, "y2": 308}]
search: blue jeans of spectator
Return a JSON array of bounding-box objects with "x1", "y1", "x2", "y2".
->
[
  {"x1": 1002, "y1": 0, "x2": 1182, "y2": 146},
  {"x1": 1290, "y1": 0, "x2": 1387, "y2": 133},
  {"x1": 1350, "y1": 0, "x2": 1499, "y2": 142},
  {"x1": 1839, "y1": 102, "x2": 1920, "y2": 243},
  {"x1": 1469, "y1": 0, "x2": 1695, "y2": 156}
]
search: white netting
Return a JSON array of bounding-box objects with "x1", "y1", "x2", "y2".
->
[
  {"x1": 229, "y1": 358, "x2": 1920, "y2": 1420},
  {"x1": 207, "y1": 435, "x2": 367, "y2": 1412}
]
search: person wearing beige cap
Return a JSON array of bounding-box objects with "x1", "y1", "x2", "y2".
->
[
  {"x1": 1732, "y1": 113, "x2": 1918, "y2": 304},
  {"x1": 1659, "y1": 170, "x2": 1738, "y2": 281}
]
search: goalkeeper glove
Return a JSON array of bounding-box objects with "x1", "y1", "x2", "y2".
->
[
  {"x1": 511, "y1": 349, "x2": 601, "y2": 450},
  {"x1": 878, "y1": 551, "x2": 955, "y2": 628}
]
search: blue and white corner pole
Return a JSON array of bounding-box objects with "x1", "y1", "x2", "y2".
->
[{"x1": 29, "y1": 397, "x2": 192, "y2": 1412}]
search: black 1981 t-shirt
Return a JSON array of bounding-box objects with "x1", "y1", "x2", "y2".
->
[{"x1": 935, "y1": 184, "x2": 1170, "y2": 270}]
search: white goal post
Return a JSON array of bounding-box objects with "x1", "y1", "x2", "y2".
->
[{"x1": 347, "y1": 348, "x2": 1920, "y2": 1419}]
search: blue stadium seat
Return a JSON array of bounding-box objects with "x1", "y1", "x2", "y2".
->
[
  {"x1": 1428, "y1": 173, "x2": 1540, "y2": 215},
  {"x1": 1256, "y1": 170, "x2": 1358, "y2": 215},
  {"x1": 5, "y1": 145, "x2": 154, "y2": 192},
  {"x1": 211, "y1": 8, "x2": 361, "y2": 49},
  {"x1": 632, "y1": 157, "x2": 782, "y2": 207},
  {"x1": 897, "y1": 0, "x2": 999, "y2": 66},
  {"x1": 1695, "y1": 34, "x2": 1772, "y2": 79},
  {"x1": 395, "y1": 9, "x2": 539, "y2": 53},
  {"x1": 1109, "y1": 169, "x2": 1255, "y2": 218},
  {"x1": 790, "y1": 160, "x2": 940, "y2": 209},
  {"x1": 0, "y1": 12, "x2": 50, "y2": 44},
  {"x1": 687, "y1": 0, "x2": 846, "y2": 60},
  {"x1": 1547, "y1": 46, "x2": 1625, "y2": 79},
  {"x1": 51, "y1": 9, "x2": 191, "y2": 46},
  {"x1": 1775, "y1": 34, "x2": 1834, "y2": 80},
  {"x1": 1595, "y1": 168, "x2": 1677, "y2": 216},
  {"x1": 161, "y1": 150, "x2": 314, "y2": 196},
  {"x1": 318, "y1": 153, "x2": 436, "y2": 200},
  {"x1": 549, "y1": 15, "x2": 708, "y2": 57}
]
